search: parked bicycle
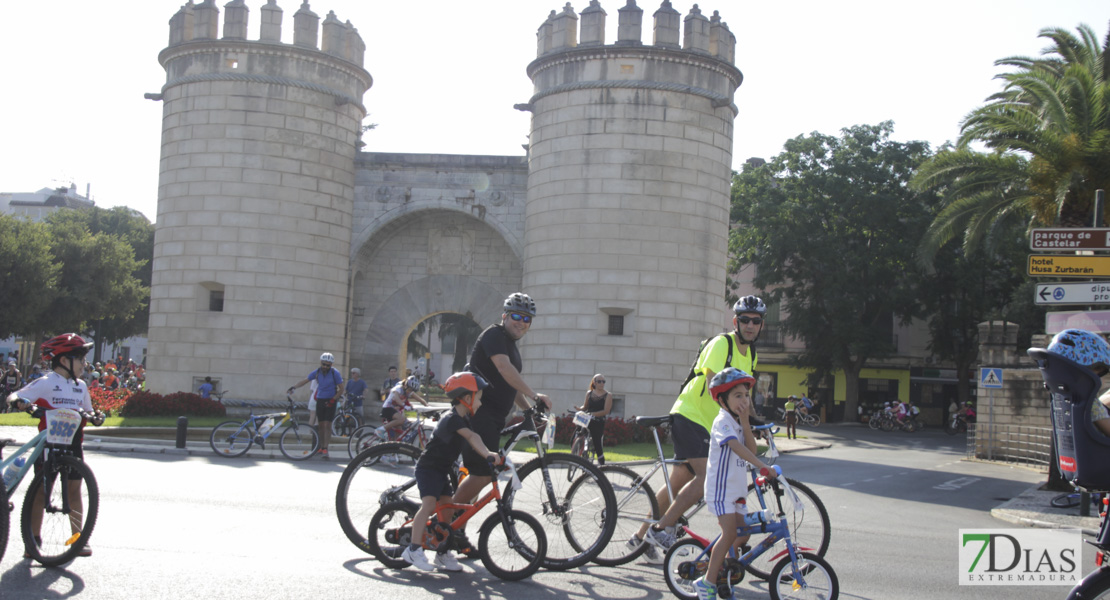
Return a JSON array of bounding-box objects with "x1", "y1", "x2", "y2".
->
[
  {"x1": 662, "y1": 464, "x2": 840, "y2": 600},
  {"x1": 330, "y1": 393, "x2": 362, "y2": 438},
  {"x1": 209, "y1": 394, "x2": 319, "y2": 460},
  {"x1": 345, "y1": 405, "x2": 449, "y2": 460},
  {"x1": 336, "y1": 404, "x2": 618, "y2": 571},
  {"x1": 589, "y1": 413, "x2": 830, "y2": 573},
  {"x1": 1051, "y1": 490, "x2": 1104, "y2": 509},
  {"x1": 368, "y1": 454, "x2": 547, "y2": 580},
  {"x1": 1, "y1": 406, "x2": 101, "y2": 565},
  {"x1": 944, "y1": 412, "x2": 973, "y2": 435},
  {"x1": 777, "y1": 406, "x2": 820, "y2": 427}
]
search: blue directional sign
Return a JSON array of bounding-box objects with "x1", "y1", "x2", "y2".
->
[{"x1": 980, "y1": 368, "x2": 1003, "y2": 389}]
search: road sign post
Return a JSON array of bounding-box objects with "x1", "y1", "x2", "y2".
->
[{"x1": 980, "y1": 368, "x2": 1002, "y2": 461}]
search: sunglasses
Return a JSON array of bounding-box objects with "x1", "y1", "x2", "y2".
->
[
  {"x1": 595, "y1": 379, "x2": 605, "y2": 384},
  {"x1": 737, "y1": 316, "x2": 763, "y2": 325},
  {"x1": 508, "y1": 313, "x2": 533, "y2": 324}
]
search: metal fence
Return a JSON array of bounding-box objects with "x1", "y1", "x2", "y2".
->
[{"x1": 966, "y1": 423, "x2": 1052, "y2": 470}]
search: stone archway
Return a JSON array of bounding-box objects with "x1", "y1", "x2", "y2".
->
[{"x1": 355, "y1": 274, "x2": 506, "y2": 379}]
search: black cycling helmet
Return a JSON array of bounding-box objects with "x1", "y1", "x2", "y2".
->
[
  {"x1": 504, "y1": 293, "x2": 537, "y2": 317},
  {"x1": 732, "y1": 295, "x2": 766, "y2": 344},
  {"x1": 733, "y1": 295, "x2": 766, "y2": 316}
]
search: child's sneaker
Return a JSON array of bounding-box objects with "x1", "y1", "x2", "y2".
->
[
  {"x1": 693, "y1": 578, "x2": 717, "y2": 600},
  {"x1": 402, "y1": 546, "x2": 434, "y2": 571},
  {"x1": 433, "y1": 551, "x2": 463, "y2": 572}
]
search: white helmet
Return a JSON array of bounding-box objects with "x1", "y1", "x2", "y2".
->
[
  {"x1": 405, "y1": 376, "x2": 420, "y2": 391},
  {"x1": 320, "y1": 352, "x2": 335, "y2": 364}
]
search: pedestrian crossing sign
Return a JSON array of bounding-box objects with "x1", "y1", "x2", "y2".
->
[{"x1": 980, "y1": 368, "x2": 1003, "y2": 389}]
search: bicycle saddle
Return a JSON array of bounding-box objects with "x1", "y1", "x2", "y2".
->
[{"x1": 635, "y1": 415, "x2": 673, "y2": 427}]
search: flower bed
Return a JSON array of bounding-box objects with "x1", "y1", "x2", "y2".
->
[{"x1": 117, "y1": 391, "x2": 227, "y2": 418}]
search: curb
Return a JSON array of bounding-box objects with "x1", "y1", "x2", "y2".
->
[{"x1": 990, "y1": 482, "x2": 1101, "y2": 536}]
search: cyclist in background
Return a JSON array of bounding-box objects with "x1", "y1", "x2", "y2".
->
[
  {"x1": 378, "y1": 376, "x2": 429, "y2": 441},
  {"x1": 288, "y1": 352, "x2": 344, "y2": 460},
  {"x1": 345, "y1": 367, "x2": 368, "y2": 416},
  {"x1": 7, "y1": 333, "x2": 104, "y2": 558},
  {"x1": 573, "y1": 374, "x2": 612, "y2": 465}
]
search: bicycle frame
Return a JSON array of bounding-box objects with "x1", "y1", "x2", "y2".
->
[
  {"x1": 609, "y1": 417, "x2": 706, "y2": 526},
  {"x1": 2, "y1": 430, "x2": 49, "y2": 501}
]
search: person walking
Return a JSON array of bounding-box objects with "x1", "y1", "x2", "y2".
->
[
  {"x1": 288, "y1": 352, "x2": 344, "y2": 460},
  {"x1": 450, "y1": 293, "x2": 551, "y2": 558},
  {"x1": 633, "y1": 295, "x2": 766, "y2": 563}
]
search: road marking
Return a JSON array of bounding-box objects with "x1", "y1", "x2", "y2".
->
[{"x1": 934, "y1": 476, "x2": 981, "y2": 491}]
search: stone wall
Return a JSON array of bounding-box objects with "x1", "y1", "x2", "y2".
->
[{"x1": 974, "y1": 321, "x2": 1053, "y2": 463}]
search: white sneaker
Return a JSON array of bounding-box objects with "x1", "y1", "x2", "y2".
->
[
  {"x1": 644, "y1": 526, "x2": 677, "y2": 552},
  {"x1": 434, "y1": 551, "x2": 463, "y2": 572},
  {"x1": 402, "y1": 546, "x2": 434, "y2": 571},
  {"x1": 628, "y1": 534, "x2": 662, "y2": 564}
]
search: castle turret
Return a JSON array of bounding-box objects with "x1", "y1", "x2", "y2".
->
[
  {"x1": 522, "y1": 1, "x2": 742, "y2": 415},
  {"x1": 148, "y1": 1, "x2": 371, "y2": 399}
]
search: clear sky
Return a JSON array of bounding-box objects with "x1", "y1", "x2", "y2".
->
[{"x1": 1, "y1": 0, "x2": 1107, "y2": 222}]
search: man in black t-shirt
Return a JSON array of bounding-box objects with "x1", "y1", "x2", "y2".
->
[{"x1": 453, "y1": 293, "x2": 551, "y2": 510}]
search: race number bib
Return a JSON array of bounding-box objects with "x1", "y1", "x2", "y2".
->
[{"x1": 45, "y1": 408, "x2": 82, "y2": 445}]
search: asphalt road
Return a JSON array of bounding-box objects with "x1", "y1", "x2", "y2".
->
[{"x1": 0, "y1": 425, "x2": 1081, "y2": 599}]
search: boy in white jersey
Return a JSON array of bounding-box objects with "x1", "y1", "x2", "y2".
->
[
  {"x1": 7, "y1": 333, "x2": 104, "y2": 558},
  {"x1": 696, "y1": 367, "x2": 776, "y2": 600}
]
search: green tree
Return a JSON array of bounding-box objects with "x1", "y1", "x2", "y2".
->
[
  {"x1": 35, "y1": 218, "x2": 148, "y2": 356},
  {"x1": 437, "y1": 312, "x2": 483, "y2": 373},
  {"x1": 914, "y1": 22, "x2": 1110, "y2": 260},
  {"x1": 730, "y1": 122, "x2": 934, "y2": 419},
  {"x1": 0, "y1": 215, "x2": 59, "y2": 339},
  {"x1": 917, "y1": 225, "x2": 1042, "y2": 406},
  {"x1": 45, "y1": 207, "x2": 153, "y2": 361}
]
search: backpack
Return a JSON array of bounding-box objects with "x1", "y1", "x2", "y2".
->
[{"x1": 678, "y1": 334, "x2": 756, "y2": 394}]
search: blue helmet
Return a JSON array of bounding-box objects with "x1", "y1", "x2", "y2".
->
[
  {"x1": 1047, "y1": 329, "x2": 1110, "y2": 374},
  {"x1": 709, "y1": 367, "x2": 756, "y2": 398}
]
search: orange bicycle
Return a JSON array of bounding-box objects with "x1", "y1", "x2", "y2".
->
[{"x1": 367, "y1": 456, "x2": 547, "y2": 580}]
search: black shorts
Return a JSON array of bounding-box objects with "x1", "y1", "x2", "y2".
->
[
  {"x1": 460, "y1": 412, "x2": 501, "y2": 477},
  {"x1": 380, "y1": 406, "x2": 399, "y2": 422},
  {"x1": 671, "y1": 412, "x2": 710, "y2": 462},
  {"x1": 315, "y1": 398, "x2": 337, "y2": 422},
  {"x1": 415, "y1": 466, "x2": 456, "y2": 500},
  {"x1": 33, "y1": 436, "x2": 84, "y2": 474}
]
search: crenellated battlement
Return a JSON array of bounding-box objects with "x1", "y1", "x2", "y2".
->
[
  {"x1": 168, "y1": 0, "x2": 365, "y2": 67},
  {"x1": 536, "y1": 1, "x2": 735, "y2": 65}
]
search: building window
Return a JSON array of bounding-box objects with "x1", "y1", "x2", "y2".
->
[
  {"x1": 199, "y1": 281, "x2": 225, "y2": 312},
  {"x1": 600, "y1": 306, "x2": 633, "y2": 337},
  {"x1": 608, "y1": 314, "x2": 624, "y2": 336}
]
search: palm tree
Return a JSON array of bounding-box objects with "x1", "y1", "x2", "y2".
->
[{"x1": 914, "y1": 21, "x2": 1110, "y2": 264}]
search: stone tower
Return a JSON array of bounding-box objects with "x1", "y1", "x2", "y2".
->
[
  {"x1": 147, "y1": 0, "x2": 371, "y2": 399},
  {"x1": 522, "y1": 1, "x2": 741, "y2": 415}
]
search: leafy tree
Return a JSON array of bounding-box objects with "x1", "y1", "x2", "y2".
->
[
  {"x1": 437, "y1": 312, "x2": 483, "y2": 373},
  {"x1": 730, "y1": 122, "x2": 934, "y2": 419},
  {"x1": 45, "y1": 207, "x2": 153, "y2": 361},
  {"x1": 0, "y1": 215, "x2": 59, "y2": 339},
  {"x1": 35, "y1": 218, "x2": 148, "y2": 358},
  {"x1": 914, "y1": 22, "x2": 1110, "y2": 261},
  {"x1": 917, "y1": 224, "x2": 1042, "y2": 406}
]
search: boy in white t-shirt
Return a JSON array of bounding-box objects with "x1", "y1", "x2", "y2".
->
[{"x1": 696, "y1": 367, "x2": 776, "y2": 600}]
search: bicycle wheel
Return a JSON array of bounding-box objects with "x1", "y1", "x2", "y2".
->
[
  {"x1": 589, "y1": 464, "x2": 659, "y2": 566},
  {"x1": 0, "y1": 482, "x2": 9, "y2": 562},
  {"x1": 478, "y1": 509, "x2": 547, "y2": 581},
  {"x1": 503, "y1": 452, "x2": 617, "y2": 570},
  {"x1": 944, "y1": 419, "x2": 960, "y2": 435},
  {"x1": 663, "y1": 538, "x2": 708, "y2": 600},
  {"x1": 20, "y1": 455, "x2": 99, "y2": 567},
  {"x1": 768, "y1": 552, "x2": 839, "y2": 600},
  {"x1": 567, "y1": 433, "x2": 587, "y2": 482},
  {"x1": 744, "y1": 477, "x2": 831, "y2": 580},
  {"x1": 868, "y1": 416, "x2": 881, "y2": 430},
  {"x1": 210, "y1": 420, "x2": 253, "y2": 457},
  {"x1": 367, "y1": 500, "x2": 418, "y2": 569},
  {"x1": 880, "y1": 417, "x2": 895, "y2": 432},
  {"x1": 279, "y1": 424, "x2": 320, "y2": 460},
  {"x1": 331, "y1": 414, "x2": 359, "y2": 438},
  {"x1": 1052, "y1": 493, "x2": 1081, "y2": 509},
  {"x1": 347, "y1": 425, "x2": 385, "y2": 460},
  {"x1": 336, "y1": 443, "x2": 425, "y2": 554},
  {"x1": 808, "y1": 414, "x2": 821, "y2": 427}
]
